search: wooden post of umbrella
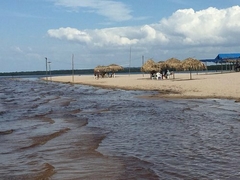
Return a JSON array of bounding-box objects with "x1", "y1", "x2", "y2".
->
[
  {"x1": 205, "y1": 62, "x2": 208, "y2": 74},
  {"x1": 189, "y1": 67, "x2": 192, "y2": 80}
]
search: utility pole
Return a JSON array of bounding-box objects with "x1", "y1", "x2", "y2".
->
[
  {"x1": 45, "y1": 57, "x2": 48, "y2": 81},
  {"x1": 72, "y1": 54, "x2": 74, "y2": 83},
  {"x1": 142, "y1": 55, "x2": 144, "y2": 77},
  {"x1": 48, "y1": 61, "x2": 51, "y2": 81},
  {"x1": 129, "y1": 47, "x2": 131, "y2": 76}
]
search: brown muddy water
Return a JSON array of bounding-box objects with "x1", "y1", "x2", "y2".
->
[{"x1": 0, "y1": 77, "x2": 240, "y2": 180}]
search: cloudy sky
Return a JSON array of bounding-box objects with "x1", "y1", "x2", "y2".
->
[{"x1": 1, "y1": 0, "x2": 240, "y2": 72}]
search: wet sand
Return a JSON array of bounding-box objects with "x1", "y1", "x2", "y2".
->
[{"x1": 49, "y1": 72, "x2": 240, "y2": 101}]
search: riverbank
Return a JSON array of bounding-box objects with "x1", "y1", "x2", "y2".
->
[{"x1": 47, "y1": 72, "x2": 240, "y2": 101}]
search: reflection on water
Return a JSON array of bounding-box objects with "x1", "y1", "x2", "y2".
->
[{"x1": 0, "y1": 77, "x2": 240, "y2": 179}]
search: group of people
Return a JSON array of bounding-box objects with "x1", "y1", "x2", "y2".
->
[
  {"x1": 94, "y1": 70, "x2": 116, "y2": 79},
  {"x1": 151, "y1": 69, "x2": 172, "y2": 80},
  {"x1": 94, "y1": 70, "x2": 100, "y2": 79}
]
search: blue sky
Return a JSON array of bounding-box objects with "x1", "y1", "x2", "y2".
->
[{"x1": 1, "y1": 0, "x2": 240, "y2": 72}]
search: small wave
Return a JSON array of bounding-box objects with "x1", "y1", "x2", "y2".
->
[
  {"x1": 30, "y1": 114, "x2": 55, "y2": 124},
  {"x1": 0, "y1": 129, "x2": 14, "y2": 135},
  {"x1": 0, "y1": 110, "x2": 9, "y2": 116},
  {"x1": 34, "y1": 163, "x2": 55, "y2": 180},
  {"x1": 70, "y1": 108, "x2": 81, "y2": 114},
  {"x1": 118, "y1": 156, "x2": 159, "y2": 180},
  {"x1": 20, "y1": 128, "x2": 70, "y2": 150},
  {"x1": 1, "y1": 163, "x2": 55, "y2": 180},
  {"x1": 64, "y1": 117, "x2": 88, "y2": 127}
]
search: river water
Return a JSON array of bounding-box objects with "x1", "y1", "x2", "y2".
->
[{"x1": 0, "y1": 77, "x2": 240, "y2": 180}]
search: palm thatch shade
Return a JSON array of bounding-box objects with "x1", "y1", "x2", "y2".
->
[
  {"x1": 94, "y1": 65, "x2": 108, "y2": 72},
  {"x1": 157, "y1": 61, "x2": 169, "y2": 71},
  {"x1": 165, "y1": 58, "x2": 182, "y2": 70},
  {"x1": 181, "y1": 58, "x2": 206, "y2": 71},
  {"x1": 181, "y1": 58, "x2": 206, "y2": 79},
  {"x1": 107, "y1": 64, "x2": 124, "y2": 72},
  {"x1": 141, "y1": 59, "x2": 159, "y2": 72}
]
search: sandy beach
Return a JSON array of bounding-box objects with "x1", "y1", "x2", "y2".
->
[{"x1": 49, "y1": 71, "x2": 240, "y2": 101}]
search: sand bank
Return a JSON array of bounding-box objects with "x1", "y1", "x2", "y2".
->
[{"x1": 48, "y1": 72, "x2": 240, "y2": 101}]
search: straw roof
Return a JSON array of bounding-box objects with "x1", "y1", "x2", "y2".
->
[
  {"x1": 94, "y1": 64, "x2": 124, "y2": 73},
  {"x1": 181, "y1": 58, "x2": 206, "y2": 71},
  {"x1": 107, "y1": 64, "x2": 124, "y2": 72},
  {"x1": 94, "y1": 65, "x2": 108, "y2": 72},
  {"x1": 165, "y1": 58, "x2": 182, "y2": 70},
  {"x1": 157, "y1": 61, "x2": 168, "y2": 71},
  {"x1": 141, "y1": 59, "x2": 159, "y2": 72}
]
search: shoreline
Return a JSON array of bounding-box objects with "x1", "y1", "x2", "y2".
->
[{"x1": 46, "y1": 72, "x2": 240, "y2": 102}]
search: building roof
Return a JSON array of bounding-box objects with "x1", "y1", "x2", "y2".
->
[
  {"x1": 200, "y1": 59, "x2": 216, "y2": 63},
  {"x1": 215, "y1": 53, "x2": 240, "y2": 60},
  {"x1": 200, "y1": 53, "x2": 240, "y2": 63}
]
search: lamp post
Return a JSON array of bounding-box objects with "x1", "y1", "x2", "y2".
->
[
  {"x1": 142, "y1": 55, "x2": 144, "y2": 77},
  {"x1": 129, "y1": 47, "x2": 131, "y2": 76},
  {"x1": 45, "y1": 57, "x2": 48, "y2": 81},
  {"x1": 48, "y1": 61, "x2": 51, "y2": 81},
  {"x1": 72, "y1": 54, "x2": 74, "y2": 83}
]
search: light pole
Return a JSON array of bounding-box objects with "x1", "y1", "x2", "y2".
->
[
  {"x1": 142, "y1": 55, "x2": 144, "y2": 77},
  {"x1": 72, "y1": 54, "x2": 74, "y2": 83},
  {"x1": 45, "y1": 57, "x2": 48, "y2": 81},
  {"x1": 129, "y1": 47, "x2": 131, "y2": 76},
  {"x1": 48, "y1": 61, "x2": 51, "y2": 81}
]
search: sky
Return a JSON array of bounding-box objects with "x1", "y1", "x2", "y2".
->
[{"x1": 1, "y1": 0, "x2": 240, "y2": 72}]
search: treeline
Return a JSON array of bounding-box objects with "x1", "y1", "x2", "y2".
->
[
  {"x1": 0, "y1": 67, "x2": 142, "y2": 76},
  {"x1": 207, "y1": 64, "x2": 234, "y2": 71},
  {"x1": 0, "y1": 65, "x2": 233, "y2": 77}
]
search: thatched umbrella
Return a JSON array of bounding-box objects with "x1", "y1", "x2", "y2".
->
[
  {"x1": 105, "y1": 63, "x2": 124, "y2": 77},
  {"x1": 165, "y1": 58, "x2": 182, "y2": 79},
  {"x1": 141, "y1": 59, "x2": 160, "y2": 78},
  {"x1": 181, "y1": 58, "x2": 206, "y2": 79},
  {"x1": 141, "y1": 59, "x2": 159, "y2": 77},
  {"x1": 94, "y1": 65, "x2": 108, "y2": 78},
  {"x1": 157, "y1": 61, "x2": 168, "y2": 71},
  {"x1": 94, "y1": 65, "x2": 107, "y2": 72},
  {"x1": 107, "y1": 64, "x2": 124, "y2": 72},
  {"x1": 165, "y1": 58, "x2": 182, "y2": 70}
]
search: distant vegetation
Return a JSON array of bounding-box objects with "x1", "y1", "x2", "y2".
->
[
  {"x1": 0, "y1": 64, "x2": 231, "y2": 77},
  {"x1": 0, "y1": 67, "x2": 142, "y2": 76}
]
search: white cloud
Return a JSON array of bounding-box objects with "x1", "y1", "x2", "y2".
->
[
  {"x1": 47, "y1": 6, "x2": 240, "y2": 64},
  {"x1": 48, "y1": 25, "x2": 169, "y2": 47},
  {"x1": 48, "y1": 27, "x2": 92, "y2": 43},
  {"x1": 160, "y1": 6, "x2": 240, "y2": 46},
  {"x1": 53, "y1": 0, "x2": 132, "y2": 21},
  {"x1": 11, "y1": 46, "x2": 41, "y2": 61},
  {"x1": 12, "y1": 46, "x2": 24, "y2": 53}
]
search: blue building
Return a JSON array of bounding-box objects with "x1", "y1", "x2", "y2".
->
[
  {"x1": 200, "y1": 53, "x2": 240, "y2": 63},
  {"x1": 200, "y1": 53, "x2": 240, "y2": 71}
]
